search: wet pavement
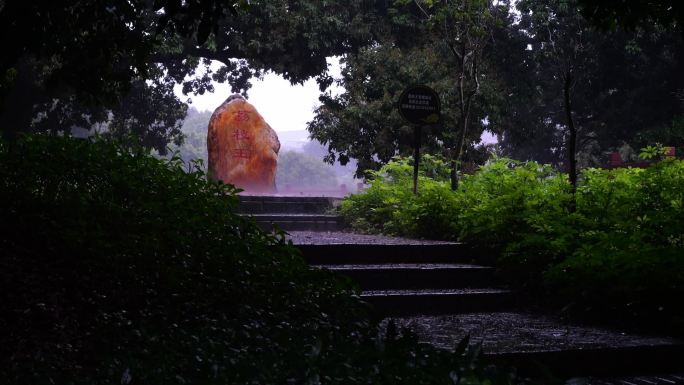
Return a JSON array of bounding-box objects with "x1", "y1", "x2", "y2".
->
[
  {"x1": 287, "y1": 230, "x2": 458, "y2": 245},
  {"x1": 386, "y1": 312, "x2": 681, "y2": 353}
]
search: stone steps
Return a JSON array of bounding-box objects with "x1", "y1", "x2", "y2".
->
[
  {"x1": 298, "y1": 243, "x2": 487, "y2": 265},
  {"x1": 489, "y1": 345, "x2": 684, "y2": 380},
  {"x1": 586, "y1": 373, "x2": 684, "y2": 385},
  {"x1": 362, "y1": 288, "x2": 513, "y2": 316},
  {"x1": 249, "y1": 213, "x2": 342, "y2": 231},
  {"x1": 316, "y1": 263, "x2": 495, "y2": 290},
  {"x1": 303, "y1": 237, "x2": 511, "y2": 317},
  {"x1": 238, "y1": 195, "x2": 340, "y2": 214},
  {"x1": 239, "y1": 195, "x2": 344, "y2": 231},
  {"x1": 389, "y1": 312, "x2": 684, "y2": 379},
  {"x1": 238, "y1": 197, "x2": 684, "y2": 379},
  {"x1": 291, "y1": 231, "x2": 684, "y2": 379}
]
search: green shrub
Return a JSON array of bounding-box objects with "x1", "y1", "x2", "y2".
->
[
  {"x1": 456, "y1": 159, "x2": 573, "y2": 250},
  {"x1": 342, "y1": 156, "x2": 684, "y2": 333},
  {"x1": 342, "y1": 156, "x2": 572, "y2": 250},
  {"x1": 0, "y1": 136, "x2": 526, "y2": 384},
  {"x1": 340, "y1": 155, "x2": 460, "y2": 240},
  {"x1": 454, "y1": 159, "x2": 575, "y2": 289},
  {"x1": 544, "y1": 161, "x2": 684, "y2": 331}
]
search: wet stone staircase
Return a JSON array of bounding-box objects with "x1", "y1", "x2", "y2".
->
[
  {"x1": 239, "y1": 195, "x2": 684, "y2": 382},
  {"x1": 238, "y1": 195, "x2": 342, "y2": 231},
  {"x1": 303, "y1": 245, "x2": 512, "y2": 317}
]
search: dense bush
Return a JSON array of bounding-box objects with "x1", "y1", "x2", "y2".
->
[
  {"x1": 342, "y1": 157, "x2": 571, "y2": 246},
  {"x1": 545, "y1": 162, "x2": 684, "y2": 331},
  {"x1": 342, "y1": 156, "x2": 684, "y2": 333},
  {"x1": 0, "y1": 136, "x2": 526, "y2": 384},
  {"x1": 340, "y1": 156, "x2": 460, "y2": 240}
]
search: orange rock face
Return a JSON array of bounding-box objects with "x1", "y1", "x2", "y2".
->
[{"x1": 207, "y1": 95, "x2": 280, "y2": 193}]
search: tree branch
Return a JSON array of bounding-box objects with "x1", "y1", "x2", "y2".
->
[{"x1": 413, "y1": 0, "x2": 431, "y2": 20}]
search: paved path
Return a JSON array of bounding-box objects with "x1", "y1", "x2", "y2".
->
[
  {"x1": 240, "y1": 196, "x2": 684, "y2": 379},
  {"x1": 388, "y1": 312, "x2": 678, "y2": 353},
  {"x1": 287, "y1": 230, "x2": 684, "y2": 378},
  {"x1": 287, "y1": 230, "x2": 457, "y2": 245}
]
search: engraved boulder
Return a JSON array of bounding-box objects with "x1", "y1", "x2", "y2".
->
[{"x1": 207, "y1": 95, "x2": 280, "y2": 193}]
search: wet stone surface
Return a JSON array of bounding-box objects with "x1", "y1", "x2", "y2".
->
[
  {"x1": 584, "y1": 374, "x2": 684, "y2": 384},
  {"x1": 286, "y1": 231, "x2": 459, "y2": 245},
  {"x1": 317, "y1": 263, "x2": 490, "y2": 270},
  {"x1": 365, "y1": 288, "x2": 509, "y2": 296},
  {"x1": 386, "y1": 312, "x2": 681, "y2": 353}
]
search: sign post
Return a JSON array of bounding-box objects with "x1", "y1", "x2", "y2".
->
[{"x1": 398, "y1": 85, "x2": 441, "y2": 194}]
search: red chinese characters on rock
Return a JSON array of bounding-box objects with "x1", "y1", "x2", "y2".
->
[
  {"x1": 233, "y1": 110, "x2": 251, "y2": 122},
  {"x1": 230, "y1": 128, "x2": 252, "y2": 161},
  {"x1": 231, "y1": 128, "x2": 252, "y2": 142},
  {"x1": 207, "y1": 95, "x2": 280, "y2": 193},
  {"x1": 231, "y1": 148, "x2": 251, "y2": 160}
]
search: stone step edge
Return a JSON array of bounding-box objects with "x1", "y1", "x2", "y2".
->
[
  {"x1": 297, "y1": 244, "x2": 494, "y2": 265},
  {"x1": 247, "y1": 214, "x2": 342, "y2": 219},
  {"x1": 238, "y1": 195, "x2": 342, "y2": 203},
  {"x1": 315, "y1": 263, "x2": 493, "y2": 270},
  {"x1": 483, "y1": 344, "x2": 684, "y2": 378},
  {"x1": 360, "y1": 288, "x2": 510, "y2": 296},
  {"x1": 362, "y1": 290, "x2": 513, "y2": 317},
  {"x1": 257, "y1": 223, "x2": 341, "y2": 232}
]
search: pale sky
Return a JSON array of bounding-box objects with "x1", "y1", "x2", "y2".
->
[
  {"x1": 177, "y1": 58, "x2": 342, "y2": 133},
  {"x1": 175, "y1": 58, "x2": 496, "y2": 144}
]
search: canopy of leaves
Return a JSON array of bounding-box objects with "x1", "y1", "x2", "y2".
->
[
  {"x1": 0, "y1": 1, "x2": 387, "y2": 150},
  {"x1": 577, "y1": 0, "x2": 684, "y2": 32},
  {"x1": 493, "y1": 0, "x2": 684, "y2": 167},
  {"x1": 308, "y1": 0, "x2": 510, "y2": 177},
  {"x1": 308, "y1": 44, "x2": 471, "y2": 175}
]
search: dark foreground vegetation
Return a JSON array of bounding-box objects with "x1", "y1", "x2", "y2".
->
[
  {"x1": 341, "y1": 156, "x2": 684, "y2": 335},
  {"x1": 1, "y1": 0, "x2": 682, "y2": 381},
  {"x1": 1, "y1": 136, "x2": 538, "y2": 384}
]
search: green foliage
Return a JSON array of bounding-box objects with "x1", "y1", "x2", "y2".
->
[
  {"x1": 636, "y1": 116, "x2": 684, "y2": 157},
  {"x1": 577, "y1": 0, "x2": 684, "y2": 32},
  {"x1": 308, "y1": 43, "x2": 467, "y2": 176},
  {"x1": 639, "y1": 144, "x2": 670, "y2": 160},
  {"x1": 1, "y1": 1, "x2": 387, "y2": 149},
  {"x1": 340, "y1": 155, "x2": 460, "y2": 239},
  {"x1": 276, "y1": 151, "x2": 339, "y2": 188},
  {"x1": 456, "y1": 160, "x2": 572, "y2": 249},
  {"x1": 308, "y1": 1, "x2": 508, "y2": 177},
  {"x1": 545, "y1": 161, "x2": 684, "y2": 330},
  {"x1": 0, "y1": 136, "x2": 526, "y2": 384},
  {"x1": 342, "y1": 156, "x2": 571, "y2": 245},
  {"x1": 342, "y1": 156, "x2": 684, "y2": 332},
  {"x1": 497, "y1": 0, "x2": 684, "y2": 167}
]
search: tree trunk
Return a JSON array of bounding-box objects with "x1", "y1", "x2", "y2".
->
[
  {"x1": 563, "y1": 70, "x2": 578, "y2": 211},
  {"x1": 413, "y1": 126, "x2": 421, "y2": 194},
  {"x1": 450, "y1": 95, "x2": 472, "y2": 191}
]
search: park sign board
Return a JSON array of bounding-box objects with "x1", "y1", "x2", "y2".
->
[
  {"x1": 398, "y1": 85, "x2": 441, "y2": 125},
  {"x1": 398, "y1": 85, "x2": 441, "y2": 194}
]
